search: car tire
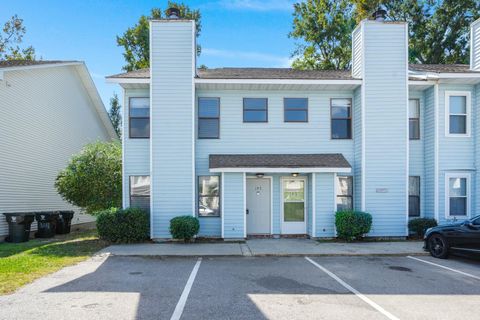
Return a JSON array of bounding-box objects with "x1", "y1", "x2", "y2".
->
[{"x1": 428, "y1": 234, "x2": 449, "y2": 259}]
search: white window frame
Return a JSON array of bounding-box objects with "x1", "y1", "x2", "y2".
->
[
  {"x1": 445, "y1": 91, "x2": 471, "y2": 137},
  {"x1": 445, "y1": 172, "x2": 471, "y2": 219}
]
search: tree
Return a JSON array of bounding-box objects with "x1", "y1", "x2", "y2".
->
[
  {"x1": 109, "y1": 93, "x2": 122, "y2": 138},
  {"x1": 0, "y1": 14, "x2": 35, "y2": 60},
  {"x1": 289, "y1": 0, "x2": 356, "y2": 70},
  {"x1": 117, "y1": 1, "x2": 201, "y2": 71},
  {"x1": 55, "y1": 141, "x2": 122, "y2": 214}
]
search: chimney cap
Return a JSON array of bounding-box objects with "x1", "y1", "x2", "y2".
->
[
  {"x1": 372, "y1": 8, "x2": 387, "y2": 22},
  {"x1": 166, "y1": 7, "x2": 180, "y2": 19}
]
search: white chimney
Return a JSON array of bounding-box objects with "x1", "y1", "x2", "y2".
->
[{"x1": 470, "y1": 18, "x2": 480, "y2": 70}]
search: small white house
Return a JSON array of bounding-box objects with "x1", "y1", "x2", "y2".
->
[{"x1": 0, "y1": 60, "x2": 117, "y2": 239}]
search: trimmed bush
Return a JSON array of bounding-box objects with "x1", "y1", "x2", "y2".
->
[
  {"x1": 335, "y1": 210, "x2": 372, "y2": 241},
  {"x1": 170, "y1": 216, "x2": 200, "y2": 242},
  {"x1": 408, "y1": 218, "x2": 437, "y2": 238},
  {"x1": 96, "y1": 207, "x2": 149, "y2": 243}
]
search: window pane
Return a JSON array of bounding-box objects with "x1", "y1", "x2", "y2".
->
[
  {"x1": 130, "y1": 98, "x2": 150, "y2": 117},
  {"x1": 284, "y1": 202, "x2": 304, "y2": 221},
  {"x1": 409, "y1": 119, "x2": 420, "y2": 139},
  {"x1": 409, "y1": 196, "x2": 420, "y2": 217},
  {"x1": 130, "y1": 176, "x2": 150, "y2": 196},
  {"x1": 199, "y1": 176, "x2": 219, "y2": 196},
  {"x1": 199, "y1": 196, "x2": 220, "y2": 217},
  {"x1": 337, "y1": 197, "x2": 352, "y2": 211},
  {"x1": 337, "y1": 176, "x2": 352, "y2": 196},
  {"x1": 198, "y1": 119, "x2": 219, "y2": 138},
  {"x1": 284, "y1": 98, "x2": 308, "y2": 109},
  {"x1": 332, "y1": 119, "x2": 352, "y2": 139},
  {"x1": 199, "y1": 98, "x2": 219, "y2": 117},
  {"x1": 244, "y1": 110, "x2": 267, "y2": 122},
  {"x1": 409, "y1": 100, "x2": 419, "y2": 118},
  {"x1": 130, "y1": 118, "x2": 150, "y2": 138},
  {"x1": 450, "y1": 96, "x2": 466, "y2": 114},
  {"x1": 449, "y1": 115, "x2": 466, "y2": 134},
  {"x1": 449, "y1": 178, "x2": 466, "y2": 197},
  {"x1": 409, "y1": 176, "x2": 420, "y2": 196},
  {"x1": 331, "y1": 98, "x2": 351, "y2": 108},
  {"x1": 331, "y1": 106, "x2": 350, "y2": 118},
  {"x1": 285, "y1": 110, "x2": 307, "y2": 122},
  {"x1": 244, "y1": 98, "x2": 267, "y2": 110},
  {"x1": 283, "y1": 180, "x2": 304, "y2": 201},
  {"x1": 450, "y1": 197, "x2": 466, "y2": 216},
  {"x1": 130, "y1": 196, "x2": 150, "y2": 213}
]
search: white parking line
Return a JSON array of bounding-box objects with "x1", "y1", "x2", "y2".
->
[
  {"x1": 305, "y1": 257, "x2": 400, "y2": 320},
  {"x1": 407, "y1": 256, "x2": 480, "y2": 281},
  {"x1": 170, "y1": 258, "x2": 202, "y2": 320}
]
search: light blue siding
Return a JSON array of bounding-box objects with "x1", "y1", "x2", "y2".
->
[
  {"x1": 362, "y1": 22, "x2": 408, "y2": 236},
  {"x1": 409, "y1": 91, "x2": 425, "y2": 217},
  {"x1": 150, "y1": 21, "x2": 195, "y2": 238},
  {"x1": 475, "y1": 84, "x2": 480, "y2": 215},
  {"x1": 122, "y1": 88, "x2": 150, "y2": 208},
  {"x1": 423, "y1": 86, "x2": 435, "y2": 219},
  {"x1": 223, "y1": 173, "x2": 245, "y2": 238},
  {"x1": 353, "y1": 87, "x2": 362, "y2": 210},
  {"x1": 315, "y1": 173, "x2": 336, "y2": 237}
]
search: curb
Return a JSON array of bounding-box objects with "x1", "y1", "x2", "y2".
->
[{"x1": 100, "y1": 252, "x2": 429, "y2": 258}]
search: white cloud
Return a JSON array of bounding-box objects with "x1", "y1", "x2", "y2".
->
[
  {"x1": 218, "y1": 0, "x2": 295, "y2": 12},
  {"x1": 202, "y1": 47, "x2": 292, "y2": 67}
]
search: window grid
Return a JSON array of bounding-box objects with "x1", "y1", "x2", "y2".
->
[
  {"x1": 447, "y1": 175, "x2": 469, "y2": 218},
  {"x1": 243, "y1": 98, "x2": 268, "y2": 123},
  {"x1": 129, "y1": 97, "x2": 150, "y2": 139},
  {"x1": 446, "y1": 91, "x2": 471, "y2": 137},
  {"x1": 198, "y1": 97, "x2": 220, "y2": 139},
  {"x1": 284, "y1": 98, "x2": 308, "y2": 122},
  {"x1": 331, "y1": 98, "x2": 352, "y2": 139},
  {"x1": 409, "y1": 176, "x2": 420, "y2": 217},
  {"x1": 409, "y1": 99, "x2": 420, "y2": 140}
]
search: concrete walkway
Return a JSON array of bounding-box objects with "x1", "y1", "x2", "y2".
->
[{"x1": 99, "y1": 238, "x2": 427, "y2": 257}]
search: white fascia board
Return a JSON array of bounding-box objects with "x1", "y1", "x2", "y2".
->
[
  {"x1": 438, "y1": 73, "x2": 480, "y2": 79},
  {"x1": 194, "y1": 78, "x2": 362, "y2": 86},
  {"x1": 105, "y1": 77, "x2": 150, "y2": 84},
  {"x1": 210, "y1": 167, "x2": 352, "y2": 173},
  {"x1": 0, "y1": 62, "x2": 82, "y2": 73},
  {"x1": 409, "y1": 80, "x2": 437, "y2": 86}
]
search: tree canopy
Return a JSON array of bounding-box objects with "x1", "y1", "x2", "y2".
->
[
  {"x1": 291, "y1": 0, "x2": 480, "y2": 69},
  {"x1": 117, "y1": 1, "x2": 201, "y2": 71},
  {"x1": 0, "y1": 15, "x2": 35, "y2": 60},
  {"x1": 109, "y1": 93, "x2": 122, "y2": 138}
]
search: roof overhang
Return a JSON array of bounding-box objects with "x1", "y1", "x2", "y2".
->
[
  {"x1": 105, "y1": 77, "x2": 150, "y2": 84},
  {"x1": 210, "y1": 167, "x2": 352, "y2": 173}
]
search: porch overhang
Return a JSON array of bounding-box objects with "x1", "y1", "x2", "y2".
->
[{"x1": 209, "y1": 154, "x2": 351, "y2": 173}]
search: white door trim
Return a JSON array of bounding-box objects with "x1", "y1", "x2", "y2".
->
[
  {"x1": 281, "y1": 176, "x2": 308, "y2": 234},
  {"x1": 246, "y1": 176, "x2": 273, "y2": 235}
]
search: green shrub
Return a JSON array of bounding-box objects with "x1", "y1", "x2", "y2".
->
[
  {"x1": 170, "y1": 216, "x2": 200, "y2": 242},
  {"x1": 408, "y1": 218, "x2": 437, "y2": 238},
  {"x1": 335, "y1": 210, "x2": 372, "y2": 241},
  {"x1": 96, "y1": 207, "x2": 149, "y2": 243}
]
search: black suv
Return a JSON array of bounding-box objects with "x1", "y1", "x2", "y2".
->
[{"x1": 424, "y1": 215, "x2": 480, "y2": 259}]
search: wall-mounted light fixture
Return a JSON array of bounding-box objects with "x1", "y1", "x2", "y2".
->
[
  {"x1": 255, "y1": 173, "x2": 264, "y2": 178},
  {"x1": 291, "y1": 173, "x2": 299, "y2": 177}
]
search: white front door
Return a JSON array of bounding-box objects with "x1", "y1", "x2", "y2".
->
[
  {"x1": 281, "y1": 177, "x2": 307, "y2": 234},
  {"x1": 246, "y1": 178, "x2": 271, "y2": 235}
]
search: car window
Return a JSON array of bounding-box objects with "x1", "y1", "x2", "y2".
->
[{"x1": 472, "y1": 217, "x2": 480, "y2": 225}]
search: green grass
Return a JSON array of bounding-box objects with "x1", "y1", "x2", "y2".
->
[{"x1": 0, "y1": 229, "x2": 108, "y2": 295}]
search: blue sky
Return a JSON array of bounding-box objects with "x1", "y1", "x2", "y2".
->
[{"x1": 1, "y1": 0, "x2": 297, "y2": 110}]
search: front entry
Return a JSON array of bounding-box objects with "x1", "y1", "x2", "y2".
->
[
  {"x1": 281, "y1": 177, "x2": 307, "y2": 234},
  {"x1": 246, "y1": 178, "x2": 271, "y2": 235}
]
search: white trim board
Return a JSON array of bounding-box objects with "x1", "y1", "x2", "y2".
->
[{"x1": 210, "y1": 167, "x2": 351, "y2": 173}]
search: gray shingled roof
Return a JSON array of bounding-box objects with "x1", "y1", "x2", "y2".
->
[
  {"x1": 0, "y1": 60, "x2": 77, "y2": 69},
  {"x1": 209, "y1": 154, "x2": 351, "y2": 169},
  {"x1": 107, "y1": 64, "x2": 479, "y2": 80}
]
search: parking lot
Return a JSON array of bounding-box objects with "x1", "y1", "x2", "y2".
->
[{"x1": 1, "y1": 254, "x2": 479, "y2": 320}]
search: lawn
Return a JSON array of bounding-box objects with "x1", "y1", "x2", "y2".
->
[{"x1": 0, "y1": 229, "x2": 108, "y2": 295}]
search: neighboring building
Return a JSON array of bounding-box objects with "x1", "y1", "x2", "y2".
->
[
  {"x1": 107, "y1": 15, "x2": 480, "y2": 239},
  {"x1": 0, "y1": 60, "x2": 117, "y2": 239}
]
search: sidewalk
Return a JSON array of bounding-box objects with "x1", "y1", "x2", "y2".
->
[{"x1": 99, "y1": 238, "x2": 427, "y2": 257}]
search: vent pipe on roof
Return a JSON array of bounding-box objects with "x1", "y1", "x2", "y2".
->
[
  {"x1": 166, "y1": 7, "x2": 180, "y2": 19},
  {"x1": 372, "y1": 8, "x2": 387, "y2": 22}
]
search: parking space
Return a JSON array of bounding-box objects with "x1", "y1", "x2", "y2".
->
[{"x1": 0, "y1": 255, "x2": 479, "y2": 320}]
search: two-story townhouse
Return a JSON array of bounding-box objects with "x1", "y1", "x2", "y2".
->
[{"x1": 107, "y1": 11, "x2": 480, "y2": 240}]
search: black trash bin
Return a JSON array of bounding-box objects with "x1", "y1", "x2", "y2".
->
[
  {"x1": 55, "y1": 211, "x2": 74, "y2": 234},
  {"x1": 34, "y1": 212, "x2": 59, "y2": 238},
  {"x1": 2, "y1": 212, "x2": 35, "y2": 243}
]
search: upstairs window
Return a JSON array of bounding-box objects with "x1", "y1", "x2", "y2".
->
[
  {"x1": 446, "y1": 92, "x2": 470, "y2": 136},
  {"x1": 243, "y1": 98, "x2": 268, "y2": 122},
  {"x1": 409, "y1": 176, "x2": 420, "y2": 217},
  {"x1": 331, "y1": 98, "x2": 352, "y2": 139},
  {"x1": 129, "y1": 97, "x2": 150, "y2": 138},
  {"x1": 284, "y1": 98, "x2": 308, "y2": 122},
  {"x1": 409, "y1": 99, "x2": 420, "y2": 140},
  {"x1": 129, "y1": 176, "x2": 150, "y2": 213},
  {"x1": 198, "y1": 176, "x2": 220, "y2": 217},
  {"x1": 336, "y1": 176, "x2": 353, "y2": 211},
  {"x1": 198, "y1": 98, "x2": 220, "y2": 139}
]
